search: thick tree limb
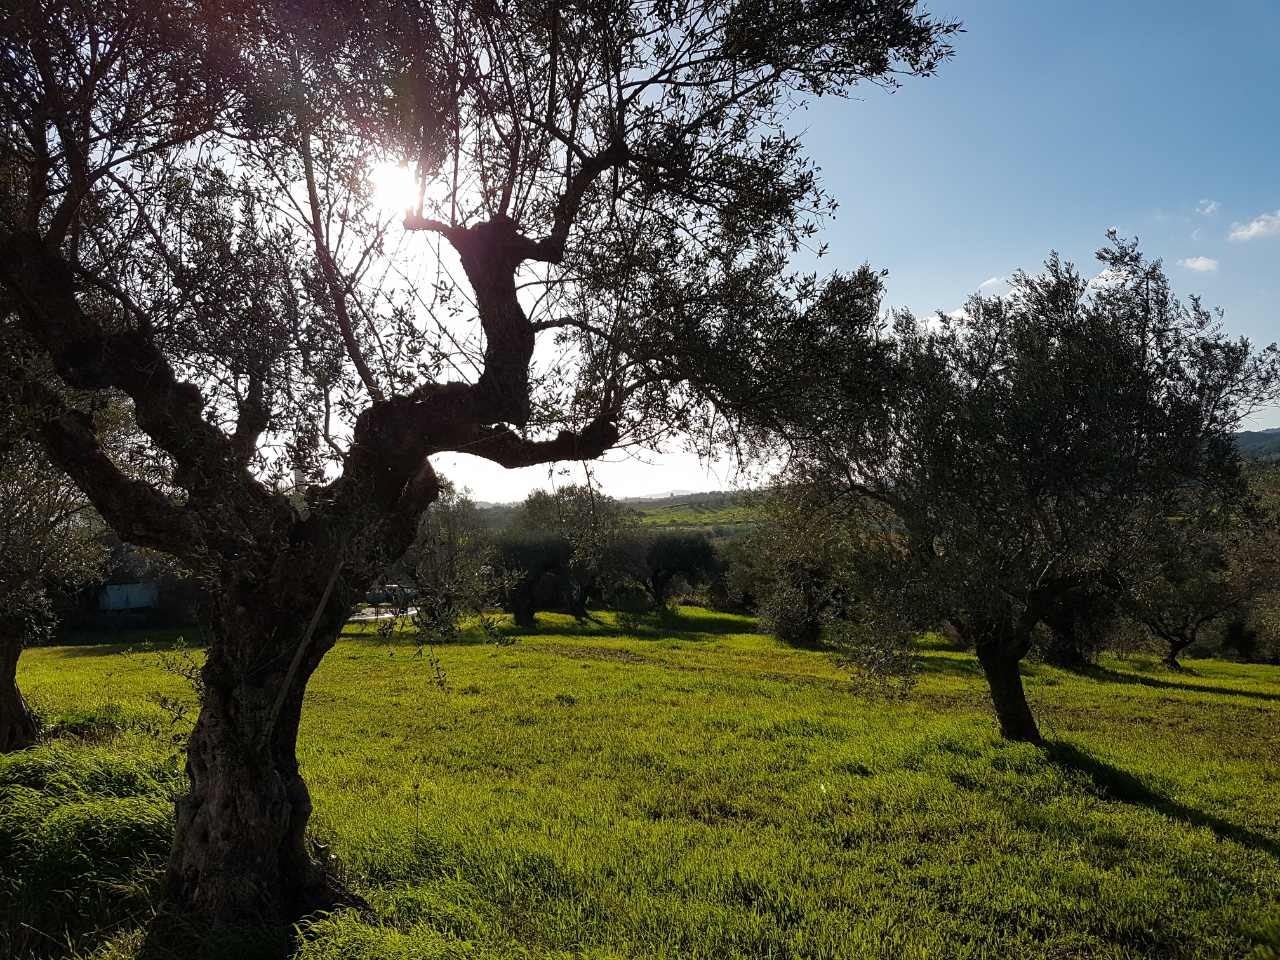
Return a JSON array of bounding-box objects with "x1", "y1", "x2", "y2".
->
[
  {"x1": 446, "y1": 417, "x2": 620, "y2": 468},
  {"x1": 231, "y1": 372, "x2": 269, "y2": 464},
  {"x1": 2, "y1": 375, "x2": 201, "y2": 559},
  {"x1": 0, "y1": 230, "x2": 265, "y2": 515},
  {"x1": 519, "y1": 144, "x2": 632, "y2": 265}
]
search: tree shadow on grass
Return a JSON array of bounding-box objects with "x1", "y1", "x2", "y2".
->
[
  {"x1": 339, "y1": 608, "x2": 755, "y2": 649},
  {"x1": 1046, "y1": 741, "x2": 1280, "y2": 860},
  {"x1": 341, "y1": 622, "x2": 500, "y2": 647},
  {"x1": 45, "y1": 632, "x2": 206, "y2": 658},
  {"x1": 913, "y1": 652, "x2": 983, "y2": 679},
  {"x1": 514, "y1": 608, "x2": 754, "y2": 641},
  {"x1": 622, "y1": 607, "x2": 756, "y2": 639},
  {"x1": 1078, "y1": 664, "x2": 1280, "y2": 704}
]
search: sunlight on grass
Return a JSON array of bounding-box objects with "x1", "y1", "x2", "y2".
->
[{"x1": 7, "y1": 608, "x2": 1279, "y2": 959}]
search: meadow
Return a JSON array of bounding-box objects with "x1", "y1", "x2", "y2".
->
[{"x1": 3, "y1": 608, "x2": 1278, "y2": 960}]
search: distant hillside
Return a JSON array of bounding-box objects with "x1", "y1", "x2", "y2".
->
[
  {"x1": 1236, "y1": 428, "x2": 1280, "y2": 461},
  {"x1": 477, "y1": 489, "x2": 764, "y2": 533},
  {"x1": 627, "y1": 490, "x2": 761, "y2": 530}
]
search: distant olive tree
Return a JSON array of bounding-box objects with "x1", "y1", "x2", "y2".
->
[
  {"x1": 0, "y1": 438, "x2": 105, "y2": 750},
  {"x1": 494, "y1": 531, "x2": 575, "y2": 628},
  {"x1": 751, "y1": 487, "x2": 859, "y2": 647},
  {"x1": 712, "y1": 534, "x2": 769, "y2": 612},
  {"x1": 745, "y1": 483, "x2": 922, "y2": 692},
  {"x1": 406, "y1": 486, "x2": 499, "y2": 644},
  {"x1": 1034, "y1": 584, "x2": 1120, "y2": 670},
  {"x1": 516, "y1": 485, "x2": 636, "y2": 617},
  {"x1": 636, "y1": 533, "x2": 718, "y2": 607},
  {"x1": 1125, "y1": 508, "x2": 1280, "y2": 668},
  {"x1": 773, "y1": 237, "x2": 1279, "y2": 742}
]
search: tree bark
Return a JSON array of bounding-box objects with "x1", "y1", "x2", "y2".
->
[
  {"x1": 510, "y1": 580, "x2": 538, "y2": 629},
  {"x1": 162, "y1": 588, "x2": 362, "y2": 947},
  {"x1": 975, "y1": 640, "x2": 1042, "y2": 744},
  {"x1": 649, "y1": 571, "x2": 672, "y2": 606},
  {"x1": 0, "y1": 632, "x2": 38, "y2": 753}
]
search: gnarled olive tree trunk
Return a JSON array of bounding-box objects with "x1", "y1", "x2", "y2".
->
[
  {"x1": 0, "y1": 629, "x2": 37, "y2": 753},
  {"x1": 161, "y1": 548, "x2": 370, "y2": 943}
]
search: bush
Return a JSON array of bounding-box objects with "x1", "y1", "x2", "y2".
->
[
  {"x1": 604, "y1": 580, "x2": 653, "y2": 616},
  {"x1": 759, "y1": 578, "x2": 830, "y2": 648}
]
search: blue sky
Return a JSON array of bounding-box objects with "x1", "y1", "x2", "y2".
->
[
  {"x1": 440, "y1": 0, "x2": 1280, "y2": 501},
  {"x1": 803, "y1": 0, "x2": 1278, "y2": 378}
]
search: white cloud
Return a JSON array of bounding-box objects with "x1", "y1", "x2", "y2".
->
[
  {"x1": 1178, "y1": 256, "x2": 1218, "y2": 273},
  {"x1": 1190, "y1": 227, "x2": 1202, "y2": 241},
  {"x1": 1229, "y1": 210, "x2": 1280, "y2": 242},
  {"x1": 1196, "y1": 198, "x2": 1220, "y2": 216},
  {"x1": 979, "y1": 276, "x2": 1006, "y2": 290}
]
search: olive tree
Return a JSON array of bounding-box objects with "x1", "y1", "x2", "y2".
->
[
  {"x1": 1034, "y1": 585, "x2": 1119, "y2": 670},
  {"x1": 0, "y1": 0, "x2": 958, "y2": 939},
  {"x1": 406, "y1": 485, "x2": 498, "y2": 643},
  {"x1": 775, "y1": 238, "x2": 1279, "y2": 742},
  {"x1": 515, "y1": 484, "x2": 634, "y2": 616},
  {"x1": 751, "y1": 486, "x2": 861, "y2": 647},
  {"x1": 1125, "y1": 509, "x2": 1280, "y2": 668},
  {"x1": 0, "y1": 437, "x2": 105, "y2": 751},
  {"x1": 637, "y1": 533, "x2": 718, "y2": 606}
]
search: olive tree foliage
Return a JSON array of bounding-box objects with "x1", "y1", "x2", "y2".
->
[
  {"x1": 0, "y1": 0, "x2": 959, "y2": 936},
  {"x1": 376, "y1": 0, "x2": 960, "y2": 451},
  {"x1": 493, "y1": 529, "x2": 575, "y2": 627},
  {"x1": 1125, "y1": 506, "x2": 1280, "y2": 668},
  {"x1": 636, "y1": 532, "x2": 718, "y2": 606},
  {"x1": 770, "y1": 237, "x2": 1280, "y2": 743},
  {"x1": 0, "y1": 436, "x2": 106, "y2": 751},
  {"x1": 748, "y1": 483, "x2": 920, "y2": 688},
  {"x1": 1032, "y1": 585, "x2": 1119, "y2": 670},
  {"x1": 752, "y1": 486, "x2": 857, "y2": 647},
  {"x1": 514, "y1": 484, "x2": 636, "y2": 616},
  {"x1": 1231, "y1": 466, "x2": 1280, "y2": 662}
]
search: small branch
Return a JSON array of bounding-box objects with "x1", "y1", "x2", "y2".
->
[{"x1": 293, "y1": 57, "x2": 385, "y2": 403}]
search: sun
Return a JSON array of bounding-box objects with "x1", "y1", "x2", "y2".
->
[{"x1": 368, "y1": 161, "x2": 419, "y2": 216}]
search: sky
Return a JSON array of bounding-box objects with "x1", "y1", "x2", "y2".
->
[{"x1": 435, "y1": 0, "x2": 1280, "y2": 503}]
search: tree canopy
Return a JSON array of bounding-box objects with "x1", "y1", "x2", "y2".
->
[{"x1": 770, "y1": 236, "x2": 1280, "y2": 741}]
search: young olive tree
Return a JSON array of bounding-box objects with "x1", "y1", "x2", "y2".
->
[
  {"x1": 406, "y1": 485, "x2": 498, "y2": 643},
  {"x1": 777, "y1": 238, "x2": 1279, "y2": 742},
  {"x1": 0, "y1": 0, "x2": 958, "y2": 938},
  {"x1": 752, "y1": 485, "x2": 862, "y2": 647},
  {"x1": 637, "y1": 533, "x2": 718, "y2": 606}
]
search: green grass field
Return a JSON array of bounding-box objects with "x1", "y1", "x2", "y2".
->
[{"x1": 4, "y1": 608, "x2": 1279, "y2": 959}]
